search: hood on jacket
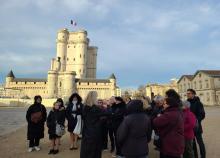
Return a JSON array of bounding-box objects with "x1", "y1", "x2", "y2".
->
[{"x1": 127, "y1": 100, "x2": 144, "y2": 114}]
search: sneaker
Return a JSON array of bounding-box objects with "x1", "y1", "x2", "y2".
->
[
  {"x1": 28, "y1": 147, "x2": 34, "y2": 152},
  {"x1": 34, "y1": 146, "x2": 40, "y2": 151},
  {"x1": 53, "y1": 149, "x2": 59, "y2": 154},
  {"x1": 112, "y1": 155, "x2": 116, "y2": 158},
  {"x1": 48, "y1": 149, "x2": 54, "y2": 154}
]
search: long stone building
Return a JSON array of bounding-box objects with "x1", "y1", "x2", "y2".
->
[
  {"x1": 4, "y1": 28, "x2": 120, "y2": 99},
  {"x1": 178, "y1": 70, "x2": 220, "y2": 106},
  {"x1": 145, "y1": 79, "x2": 178, "y2": 99}
]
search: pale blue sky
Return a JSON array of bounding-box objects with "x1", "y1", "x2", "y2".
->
[{"x1": 1, "y1": 0, "x2": 220, "y2": 88}]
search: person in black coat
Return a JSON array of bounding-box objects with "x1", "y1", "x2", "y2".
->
[
  {"x1": 80, "y1": 91, "x2": 109, "y2": 158},
  {"x1": 66, "y1": 93, "x2": 83, "y2": 150},
  {"x1": 26, "y1": 95, "x2": 47, "y2": 152},
  {"x1": 117, "y1": 100, "x2": 152, "y2": 158},
  {"x1": 187, "y1": 89, "x2": 206, "y2": 158},
  {"x1": 111, "y1": 97, "x2": 127, "y2": 157},
  {"x1": 47, "y1": 101, "x2": 65, "y2": 154}
]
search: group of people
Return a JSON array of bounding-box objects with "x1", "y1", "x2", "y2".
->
[{"x1": 26, "y1": 88, "x2": 206, "y2": 158}]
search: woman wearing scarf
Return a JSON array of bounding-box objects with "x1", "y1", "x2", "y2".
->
[{"x1": 66, "y1": 93, "x2": 83, "y2": 150}]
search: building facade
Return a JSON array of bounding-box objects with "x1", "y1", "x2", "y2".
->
[
  {"x1": 178, "y1": 70, "x2": 220, "y2": 106},
  {"x1": 4, "y1": 29, "x2": 119, "y2": 99},
  {"x1": 146, "y1": 79, "x2": 178, "y2": 99}
]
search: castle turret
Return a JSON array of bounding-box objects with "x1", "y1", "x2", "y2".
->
[
  {"x1": 63, "y1": 71, "x2": 76, "y2": 98},
  {"x1": 56, "y1": 28, "x2": 69, "y2": 71},
  {"x1": 47, "y1": 70, "x2": 58, "y2": 98},
  {"x1": 6, "y1": 70, "x2": 15, "y2": 88},
  {"x1": 66, "y1": 30, "x2": 89, "y2": 78},
  {"x1": 86, "y1": 46, "x2": 98, "y2": 78}
]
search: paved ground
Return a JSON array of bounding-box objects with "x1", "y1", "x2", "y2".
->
[{"x1": 0, "y1": 107, "x2": 219, "y2": 158}]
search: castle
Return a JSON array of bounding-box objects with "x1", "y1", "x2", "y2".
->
[{"x1": 4, "y1": 29, "x2": 120, "y2": 99}]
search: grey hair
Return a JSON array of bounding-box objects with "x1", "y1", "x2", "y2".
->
[
  {"x1": 153, "y1": 95, "x2": 164, "y2": 102},
  {"x1": 182, "y1": 100, "x2": 191, "y2": 108}
]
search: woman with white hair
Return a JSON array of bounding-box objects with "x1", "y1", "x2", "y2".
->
[
  {"x1": 80, "y1": 91, "x2": 109, "y2": 158},
  {"x1": 182, "y1": 100, "x2": 196, "y2": 158}
]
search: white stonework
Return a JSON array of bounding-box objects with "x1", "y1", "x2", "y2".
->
[
  {"x1": 178, "y1": 70, "x2": 220, "y2": 106},
  {"x1": 3, "y1": 29, "x2": 119, "y2": 99},
  {"x1": 146, "y1": 79, "x2": 178, "y2": 99}
]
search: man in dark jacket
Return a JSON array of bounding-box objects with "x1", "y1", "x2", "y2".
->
[
  {"x1": 112, "y1": 97, "x2": 127, "y2": 157},
  {"x1": 187, "y1": 89, "x2": 206, "y2": 158},
  {"x1": 117, "y1": 100, "x2": 152, "y2": 158}
]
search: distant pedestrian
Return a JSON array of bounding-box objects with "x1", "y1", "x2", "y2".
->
[{"x1": 26, "y1": 95, "x2": 47, "y2": 152}]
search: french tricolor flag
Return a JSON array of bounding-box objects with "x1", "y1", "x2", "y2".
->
[{"x1": 71, "y1": 20, "x2": 77, "y2": 26}]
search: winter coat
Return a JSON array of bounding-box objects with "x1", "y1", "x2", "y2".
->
[
  {"x1": 47, "y1": 108, "x2": 65, "y2": 136},
  {"x1": 66, "y1": 102, "x2": 83, "y2": 132},
  {"x1": 26, "y1": 103, "x2": 47, "y2": 140},
  {"x1": 117, "y1": 100, "x2": 152, "y2": 157},
  {"x1": 188, "y1": 97, "x2": 205, "y2": 134},
  {"x1": 153, "y1": 106, "x2": 184, "y2": 157},
  {"x1": 183, "y1": 108, "x2": 196, "y2": 140},
  {"x1": 111, "y1": 103, "x2": 126, "y2": 130},
  {"x1": 80, "y1": 105, "x2": 107, "y2": 158}
]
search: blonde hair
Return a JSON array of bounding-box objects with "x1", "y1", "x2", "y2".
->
[
  {"x1": 84, "y1": 91, "x2": 98, "y2": 107},
  {"x1": 141, "y1": 96, "x2": 151, "y2": 110}
]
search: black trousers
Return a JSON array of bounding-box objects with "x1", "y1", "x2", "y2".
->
[
  {"x1": 193, "y1": 133, "x2": 206, "y2": 158},
  {"x1": 160, "y1": 153, "x2": 181, "y2": 158},
  {"x1": 29, "y1": 138, "x2": 40, "y2": 147},
  {"x1": 102, "y1": 123, "x2": 108, "y2": 149},
  {"x1": 108, "y1": 127, "x2": 115, "y2": 150},
  {"x1": 113, "y1": 129, "x2": 122, "y2": 156}
]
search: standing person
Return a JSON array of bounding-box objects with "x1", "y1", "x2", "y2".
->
[
  {"x1": 107, "y1": 97, "x2": 116, "y2": 153},
  {"x1": 151, "y1": 95, "x2": 164, "y2": 150},
  {"x1": 26, "y1": 95, "x2": 47, "y2": 152},
  {"x1": 117, "y1": 100, "x2": 152, "y2": 158},
  {"x1": 112, "y1": 97, "x2": 127, "y2": 158},
  {"x1": 153, "y1": 98, "x2": 184, "y2": 158},
  {"x1": 187, "y1": 89, "x2": 206, "y2": 158},
  {"x1": 47, "y1": 101, "x2": 66, "y2": 155},
  {"x1": 66, "y1": 93, "x2": 83, "y2": 150},
  {"x1": 165, "y1": 89, "x2": 182, "y2": 107},
  {"x1": 80, "y1": 91, "x2": 108, "y2": 158},
  {"x1": 182, "y1": 101, "x2": 196, "y2": 158},
  {"x1": 97, "y1": 99, "x2": 108, "y2": 151},
  {"x1": 56, "y1": 98, "x2": 65, "y2": 109},
  {"x1": 151, "y1": 95, "x2": 164, "y2": 120}
]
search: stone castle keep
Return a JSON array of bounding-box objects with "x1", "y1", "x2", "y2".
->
[{"x1": 4, "y1": 29, "x2": 119, "y2": 99}]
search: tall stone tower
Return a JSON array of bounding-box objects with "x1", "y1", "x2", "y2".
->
[
  {"x1": 56, "y1": 29, "x2": 69, "y2": 71},
  {"x1": 47, "y1": 28, "x2": 98, "y2": 98},
  {"x1": 65, "y1": 30, "x2": 88, "y2": 78},
  {"x1": 86, "y1": 46, "x2": 98, "y2": 78}
]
